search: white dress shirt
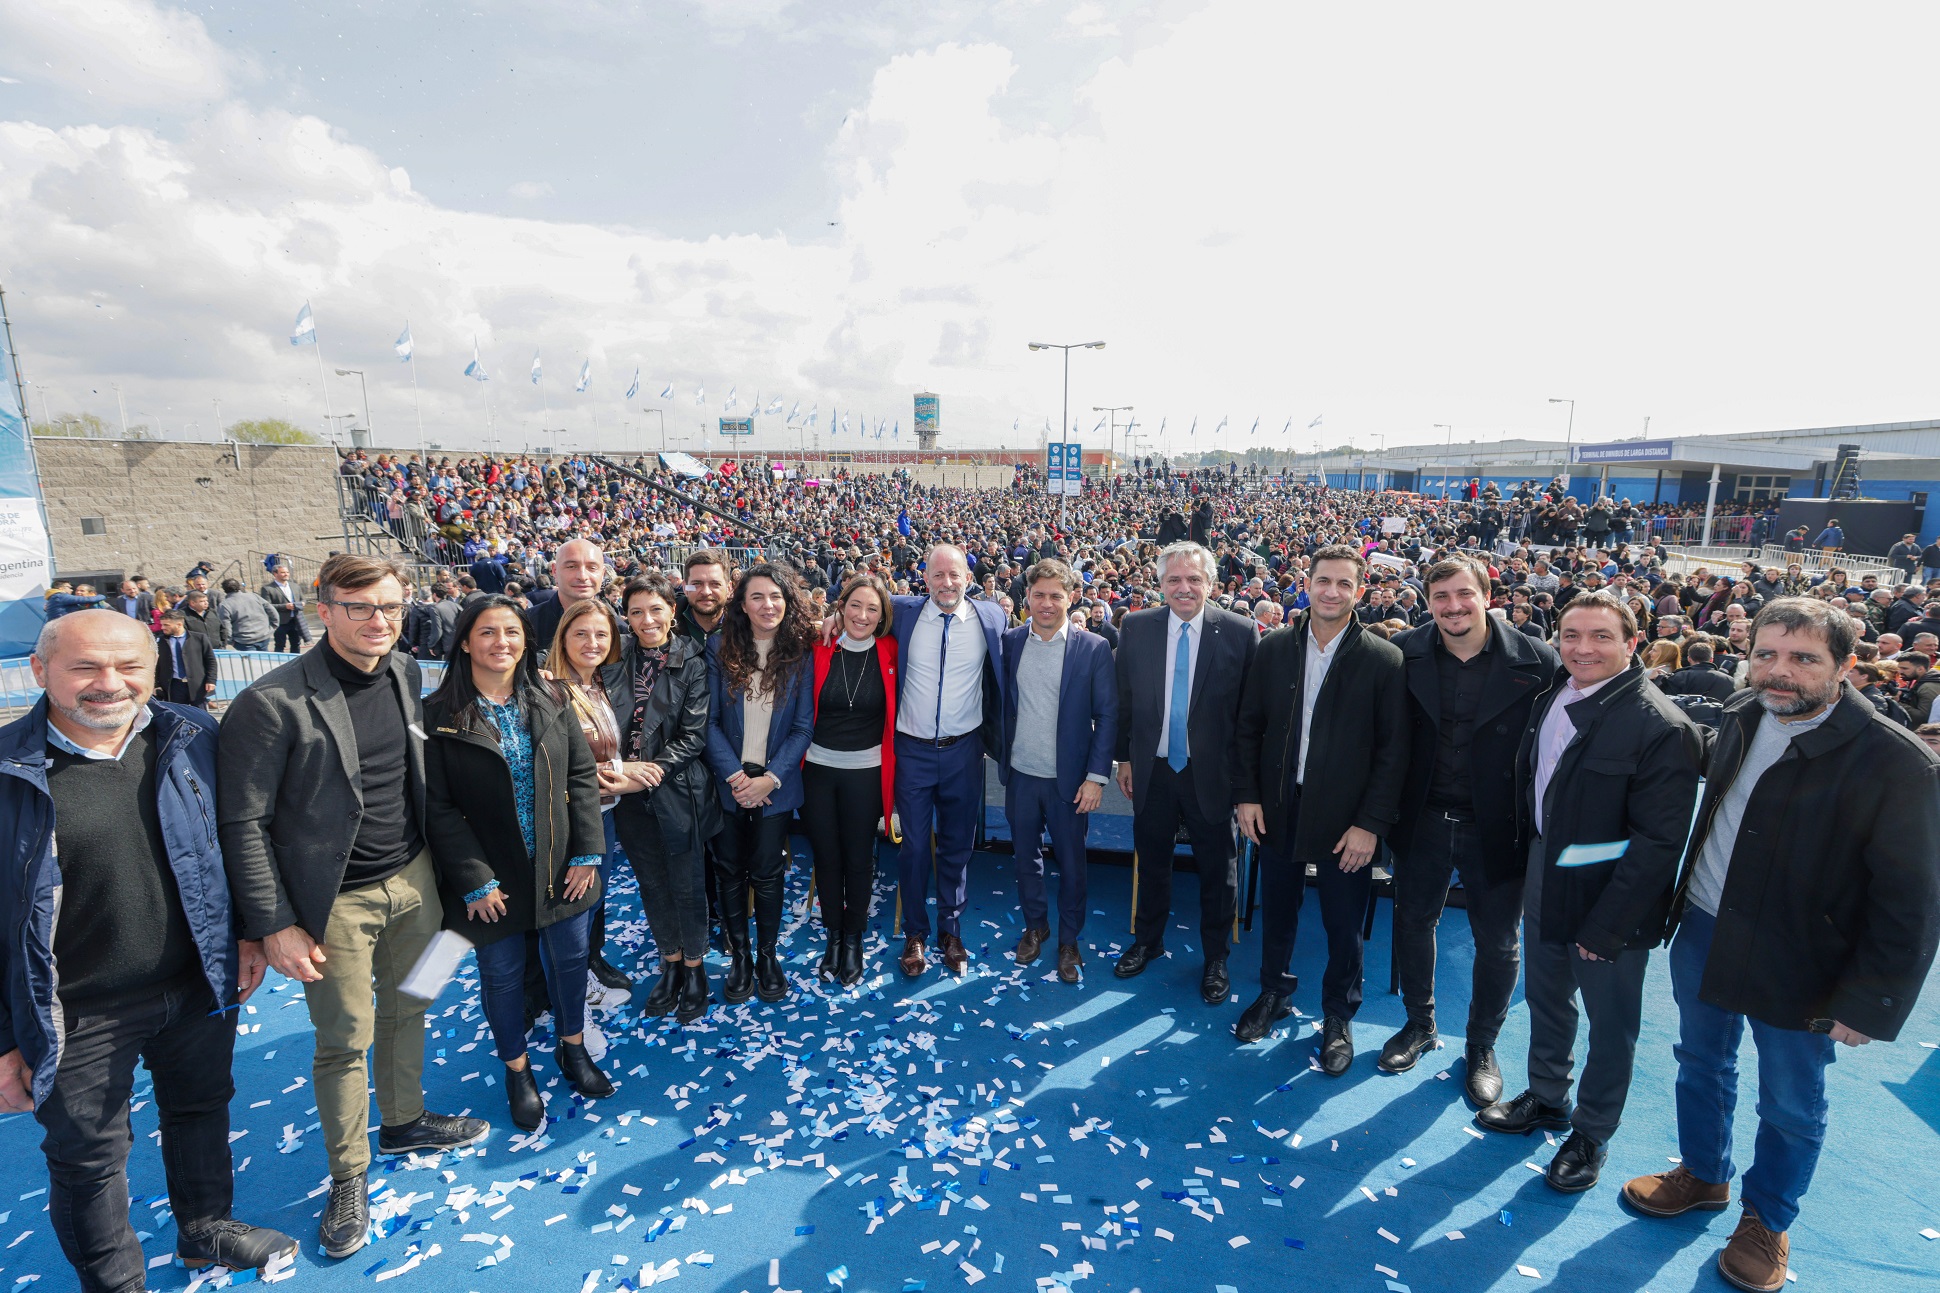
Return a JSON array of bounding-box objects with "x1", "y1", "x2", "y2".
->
[
  {"x1": 897, "y1": 597, "x2": 986, "y2": 740},
  {"x1": 1153, "y1": 606, "x2": 1207, "y2": 758},
  {"x1": 1295, "y1": 622, "x2": 1344, "y2": 786},
  {"x1": 1532, "y1": 673, "x2": 1618, "y2": 834}
]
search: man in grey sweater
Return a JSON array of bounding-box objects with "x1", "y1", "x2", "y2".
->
[{"x1": 217, "y1": 580, "x2": 276, "y2": 651}]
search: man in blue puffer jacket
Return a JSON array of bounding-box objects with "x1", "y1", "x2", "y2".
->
[{"x1": 0, "y1": 610, "x2": 293, "y2": 1292}]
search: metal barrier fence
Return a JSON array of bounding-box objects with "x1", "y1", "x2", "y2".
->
[
  {"x1": 1644, "y1": 515, "x2": 1758, "y2": 546},
  {"x1": 0, "y1": 650, "x2": 447, "y2": 724}
]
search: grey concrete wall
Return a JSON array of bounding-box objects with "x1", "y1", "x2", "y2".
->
[{"x1": 34, "y1": 437, "x2": 348, "y2": 589}]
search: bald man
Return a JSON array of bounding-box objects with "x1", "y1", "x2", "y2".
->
[
  {"x1": 528, "y1": 537, "x2": 612, "y2": 649},
  {"x1": 0, "y1": 612, "x2": 294, "y2": 1287}
]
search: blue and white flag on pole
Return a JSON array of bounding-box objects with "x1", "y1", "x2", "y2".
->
[
  {"x1": 766, "y1": 398, "x2": 783, "y2": 415},
  {"x1": 530, "y1": 353, "x2": 542, "y2": 385},
  {"x1": 695, "y1": 386, "x2": 705, "y2": 406},
  {"x1": 1248, "y1": 417, "x2": 1259, "y2": 436},
  {"x1": 841, "y1": 413, "x2": 850, "y2": 435},
  {"x1": 290, "y1": 302, "x2": 316, "y2": 347},
  {"x1": 787, "y1": 401, "x2": 800, "y2": 424},
  {"x1": 1188, "y1": 416, "x2": 1198, "y2": 437},
  {"x1": 1214, "y1": 415, "x2": 1229, "y2": 435},
  {"x1": 1309, "y1": 414, "x2": 1323, "y2": 428},
  {"x1": 724, "y1": 386, "x2": 737, "y2": 411},
  {"x1": 575, "y1": 360, "x2": 591, "y2": 394},
  {"x1": 625, "y1": 366, "x2": 640, "y2": 400},
  {"x1": 892, "y1": 420, "x2": 900, "y2": 441},
  {"x1": 464, "y1": 338, "x2": 488, "y2": 381},
  {"x1": 659, "y1": 383, "x2": 674, "y2": 400},
  {"x1": 394, "y1": 323, "x2": 413, "y2": 362},
  {"x1": 807, "y1": 404, "x2": 818, "y2": 428}
]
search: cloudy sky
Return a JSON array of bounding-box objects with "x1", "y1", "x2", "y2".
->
[{"x1": 2, "y1": 1, "x2": 1936, "y2": 458}]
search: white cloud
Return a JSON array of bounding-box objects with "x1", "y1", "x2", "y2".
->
[
  {"x1": 0, "y1": 0, "x2": 234, "y2": 110},
  {"x1": 507, "y1": 180, "x2": 553, "y2": 200}
]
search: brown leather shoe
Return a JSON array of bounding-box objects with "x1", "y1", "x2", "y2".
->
[
  {"x1": 938, "y1": 933, "x2": 968, "y2": 975},
  {"x1": 1014, "y1": 926, "x2": 1050, "y2": 966},
  {"x1": 1622, "y1": 1165, "x2": 1730, "y2": 1218},
  {"x1": 1717, "y1": 1203, "x2": 1788, "y2": 1292},
  {"x1": 1056, "y1": 944, "x2": 1082, "y2": 984},
  {"x1": 899, "y1": 936, "x2": 928, "y2": 977}
]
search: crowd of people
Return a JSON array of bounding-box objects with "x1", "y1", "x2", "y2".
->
[{"x1": 3, "y1": 459, "x2": 1938, "y2": 1293}]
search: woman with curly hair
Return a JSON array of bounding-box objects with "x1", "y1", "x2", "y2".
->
[{"x1": 704, "y1": 563, "x2": 816, "y2": 1003}]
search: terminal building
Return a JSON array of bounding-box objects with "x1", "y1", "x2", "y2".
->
[{"x1": 1315, "y1": 418, "x2": 1940, "y2": 548}]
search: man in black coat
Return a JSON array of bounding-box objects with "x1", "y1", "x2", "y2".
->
[
  {"x1": 1657, "y1": 640, "x2": 1737, "y2": 702},
  {"x1": 154, "y1": 608, "x2": 218, "y2": 708},
  {"x1": 1233, "y1": 546, "x2": 1408, "y2": 1067},
  {"x1": 1112, "y1": 541, "x2": 1258, "y2": 1005},
  {"x1": 1622, "y1": 599, "x2": 1940, "y2": 1293},
  {"x1": 1383, "y1": 556, "x2": 1562, "y2": 1107},
  {"x1": 1476, "y1": 592, "x2": 1702, "y2": 1196}
]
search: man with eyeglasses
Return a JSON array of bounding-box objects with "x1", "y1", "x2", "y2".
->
[{"x1": 218, "y1": 554, "x2": 485, "y2": 1261}]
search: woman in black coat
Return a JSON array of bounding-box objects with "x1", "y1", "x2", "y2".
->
[
  {"x1": 602, "y1": 573, "x2": 721, "y2": 1024},
  {"x1": 425, "y1": 595, "x2": 612, "y2": 1132}
]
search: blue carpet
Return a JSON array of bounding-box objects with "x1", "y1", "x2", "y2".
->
[{"x1": 3, "y1": 843, "x2": 1937, "y2": 1293}]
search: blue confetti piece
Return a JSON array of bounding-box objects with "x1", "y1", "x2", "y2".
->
[
  {"x1": 902, "y1": 1282, "x2": 927, "y2": 1292},
  {"x1": 1284, "y1": 1238, "x2": 1306, "y2": 1249},
  {"x1": 796, "y1": 1224, "x2": 816, "y2": 1236},
  {"x1": 362, "y1": 1258, "x2": 388, "y2": 1276},
  {"x1": 1500, "y1": 1209, "x2": 1513, "y2": 1226}
]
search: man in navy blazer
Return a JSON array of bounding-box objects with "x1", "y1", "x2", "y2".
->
[
  {"x1": 998, "y1": 560, "x2": 1118, "y2": 983},
  {"x1": 886, "y1": 544, "x2": 1009, "y2": 976},
  {"x1": 1113, "y1": 540, "x2": 1258, "y2": 1006}
]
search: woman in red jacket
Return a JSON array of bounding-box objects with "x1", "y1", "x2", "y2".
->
[{"x1": 803, "y1": 573, "x2": 898, "y2": 986}]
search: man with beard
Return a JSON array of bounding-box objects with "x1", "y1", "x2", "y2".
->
[
  {"x1": 1622, "y1": 599, "x2": 1940, "y2": 1292},
  {"x1": 676, "y1": 549, "x2": 734, "y2": 645}
]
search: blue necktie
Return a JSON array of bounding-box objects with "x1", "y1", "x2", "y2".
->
[
  {"x1": 1167, "y1": 621, "x2": 1191, "y2": 772},
  {"x1": 932, "y1": 610, "x2": 954, "y2": 739}
]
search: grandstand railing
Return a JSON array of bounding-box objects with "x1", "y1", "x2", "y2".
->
[{"x1": 0, "y1": 649, "x2": 447, "y2": 724}]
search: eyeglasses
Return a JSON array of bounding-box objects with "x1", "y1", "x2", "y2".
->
[{"x1": 325, "y1": 600, "x2": 407, "y2": 621}]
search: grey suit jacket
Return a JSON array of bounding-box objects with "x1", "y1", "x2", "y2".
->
[{"x1": 216, "y1": 645, "x2": 431, "y2": 940}]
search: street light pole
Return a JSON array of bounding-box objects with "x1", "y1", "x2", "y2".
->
[
  {"x1": 1093, "y1": 404, "x2": 1132, "y2": 478},
  {"x1": 1028, "y1": 340, "x2": 1105, "y2": 528},
  {"x1": 336, "y1": 369, "x2": 372, "y2": 438},
  {"x1": 1435, "y1": 424, "x2": 1453, "y2": 500},
  {"x1": 1549, "y1": 397, "x2": 1575, "y2": 490}
]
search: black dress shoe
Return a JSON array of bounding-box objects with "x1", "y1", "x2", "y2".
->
[
  {"x1": 1545, "y1": 1130, "x2": 1607, "y2": 1193},
  {"x1": 317, "y1": 1172, "x2": 368, "y2": 1259},
  {"x1": 504, "y1": 1063, "x2": 545, "y2": 1131},
  {"x1": 178, "y1": 1218, "x2": 297, "y2": 1272},
  {"x1": 755, "y1": 945, "x2": 789, "y2": 1002},
  {"x1": 1114, "y1": 943, "x2": 1159, "y2": 978},
  {"x1": 557, "y1": 1039, "x2": 615, "y2": 1099},
  {"x1": 377, "y1": 1110, "x2": 489, "y2": 1155},
  {"x1": 1464, "y1": 1044, "x2": 1503, "y2": 1107},
  {"x1": 1475, "y1": 1089, "x2": 1574, "y2": 1135},
  {"x1": 1234, "y1": 991, "x2": 1293, "y2": 1043},
  {"x1": 837, "y1": 933, "x2": 865, "y2": 987},
  {"x1": 1200, "y1": 959, "x2": 1230, "y2": 1005},
  {"x1": 1377, "y1": 1020, "x2": 1440, "y2": 1073},
  {"x1": 675, "y1": 963, "x2": 710, "y2": 1024},
  {"x1": 641, "y1": 961, "x2": 682, "y2": 1017},
  {"x1": 589, "y1": 953, "x2": 632, "y2": 991},
  {"x1": 1318, "y1": 1015, "x2": 1354, "y2": 1076}
]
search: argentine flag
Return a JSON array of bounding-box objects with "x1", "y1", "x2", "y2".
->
[
  {"x1": 394, "y1": 323, "x2": 413, "y2": 362},
  {"x1": 575, "y1": 360, "x2": 591, "y2": 394},
  {"x1": 290, "y1": 302, "x2": 316, "y2": 347},
  {"x1": 724, "y1": 386, "x2": 737, "y2": 411},
  {"x1": 531, "y1": 353, "x2": 542, "y2": 385},
  {"x1": 659, "y1": 383, "x2": 674, "y2": 400},
  {"x1": 464, "y1": 338, "x2": 488, "y2": 381},
  {"x1": 1309, "y1": 414, "x2": 1323, "y2": 428},
  {"x1": 625, "y1": 367, "x2": 640, "y2": 400}
]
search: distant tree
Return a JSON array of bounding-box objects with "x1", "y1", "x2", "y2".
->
[
  {"x1": 31, "y1": 412, "x2": 114, "y2": 438},
  {"x1": 227, "y1": 418, "x2": 319, "y2": 445}
]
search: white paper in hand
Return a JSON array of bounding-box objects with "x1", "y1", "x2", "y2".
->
[{"x1": 401, "y1": 929, "x2": 474, "y2": 1001}]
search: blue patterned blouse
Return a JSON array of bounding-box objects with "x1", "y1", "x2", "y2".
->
[{"x1": 479, "y1": 695, "x2": 600, "y2": 870}]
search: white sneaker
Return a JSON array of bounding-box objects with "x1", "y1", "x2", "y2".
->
[
  {"x1": 586, "y1": 980, "x2": 632, "y2": 1013},
  {"x1": 580, "y1": 1021, "x2": 608, "y2": 1062}
]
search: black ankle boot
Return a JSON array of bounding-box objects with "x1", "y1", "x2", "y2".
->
[
  {"x1": 641, "y1": 961, "x2": 681, "y2": 1016},
  {"x1": 505, "y1": 1062, "x2": 544, "y2": 1131},
  {"x1": 676, "y1": 963, "x2": 710, "y2": 1024},
  {"x1": 755, "y1": 944, "x2": 788, "y2": 1002},
  {"x1": 837, "y1": 932, "x2": 864, "y2": 987},
  {"x1": 818, "y1": 932, "x2": 839, "y2": 981},
  {"x1": 722, "y1": 926, "x2": 754, "y2": 1003},
  {"x1": 556, "y1": 1039, "x2": 614, "y2": 1099}
]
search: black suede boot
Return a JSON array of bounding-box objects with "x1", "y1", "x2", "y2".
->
[{"x1": 504, "y1": 1062, "x2": 544, "y2": 1131}]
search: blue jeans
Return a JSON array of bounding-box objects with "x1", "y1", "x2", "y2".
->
[
  {"x1": 474, "y1": 910, "x2": 593, "y2": 1063},
  {"x1": 1670, "y1": 907, "x2": 1836, "y2": 1232}
]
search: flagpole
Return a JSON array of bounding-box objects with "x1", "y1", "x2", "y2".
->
[
  {"x1": 311, "y1": 316, "x2": 336, "y2": 442},
  {"x1": 407, "y1": 322, "x2": 425, "y2": 458}
]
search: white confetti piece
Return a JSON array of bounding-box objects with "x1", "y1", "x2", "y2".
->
[{"x1": 1517, "y1": 1265, "x2": 1541, "y2": 1279}]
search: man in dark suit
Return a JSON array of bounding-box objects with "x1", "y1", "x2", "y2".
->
[
  {"x1": 1657, "y1": 640, "x2": 1737, "y2": 701},
  {"x1": 526, "y1": 537, "x2": 610, "y2": 649},
  {"x1": 1477, "y1": 591, "x2": 1701, "y2": 1195},
  {"x1": 468, "y1": 549, "x2": 508, "y2": 595},
  {"x1": 1112, "y1": 540, "x2": 1258, "y2": 1005},
  {"x1": 1384, "y1": 556, "x2": 1561, "y2": 1107},
  {"x1": 260, "y1": 563, "x2": 309, "y2": 652},
  {"x1": 998, "y1": 559, "x2": 1118, "y2": 984},
  {"x1": 115, "y1": 578, "x2": 155, "y2": 623},
  {"x1": 1233, "y1": 545, "x2": 1408, "y2": 1066},
  {"x1": 154, "y1": 607, "x2": 218, "y2": 708},
  {"x1": 886, "y1": 543, "x2": 1009, "y2": 977}
]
